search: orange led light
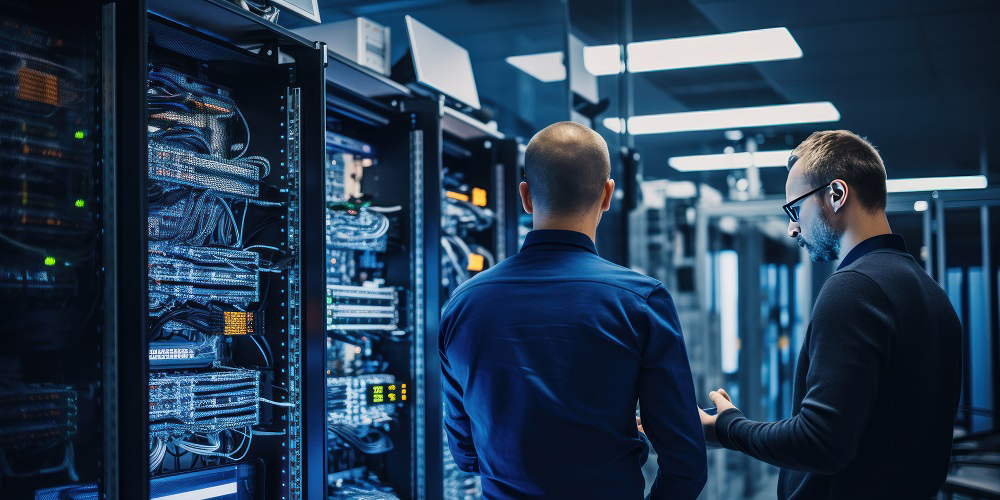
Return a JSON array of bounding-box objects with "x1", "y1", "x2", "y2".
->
[
  {"x1": 189, "y1": 98, "x2": 232, "y2": 114},
  {"x1": 471, "y1": 188, "x2": 487, "y2": 207},
  {"x1": 467, "y1": 253, "x2": 485, "y2": 272},
  {"x1": 446, "y1": 191, "x2": 470, "y2": 202},
  {"x1": 17, "y1": 67, "x2": 59, "y2": 107},
  {"x1": 222, "y1": 311, "x2": 255, "y2": 335}
]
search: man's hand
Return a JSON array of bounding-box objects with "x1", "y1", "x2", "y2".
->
[{"x1": 699, "y1": 388, "x2": 737, "y2": 447}]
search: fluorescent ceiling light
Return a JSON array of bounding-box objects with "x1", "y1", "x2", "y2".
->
[
  {"x1": 583, "y1": 44, "x2": 623, "y2": 75},
  {"x1": 603, "y1": 117, "x2": 625, "y2": 133},
  {"x1": 584, "y1": 27, "x2": 801, "y2": 76},
  {"x1": 887, "y1": 175, "x2": 988, "y2": 193},
  {"x1": 628, "y1": 27, "x2": 801, "y2": 73},
  {"x1": 668, "y1": 150, "x2": 793, "y2": 172},
  {"x1": 510, "y1": 27, "x2": 801, "y2": 80},
  {"x1": 152, "y1": 483, "x2": 238, "y2": 500},
  {"x1": 505, "y1": 52, "x2": 565, "y2": 82},
  {"x1": 606, "y1": 102, "x2": 840, "y2": 135}
]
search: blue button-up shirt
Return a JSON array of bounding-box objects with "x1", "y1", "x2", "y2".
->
[{"x1": 440, "y1": 229, "x2": 707, "y2": 499}]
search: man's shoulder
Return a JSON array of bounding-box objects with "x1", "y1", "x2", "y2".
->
[
  {"x1": 832, "y1": 249, "x2": 928, "y2": 294},
  {"x1": 592, "y1": 259, "x2": 664, "y2": 299},
  {"x1": 447, "y1": 257, "x2": 513, "y2": 299},
  {"x1": 817, "y1": 251, "x2": 931, "y2": 315}
]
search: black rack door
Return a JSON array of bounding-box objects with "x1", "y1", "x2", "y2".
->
[{"x1": 0, "y1": 1, "x2": 112, "y2": 498}]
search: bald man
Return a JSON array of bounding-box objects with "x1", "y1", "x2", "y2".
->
[{"x1": 439, "y1": 122, "x2": 707, "y2": 499}]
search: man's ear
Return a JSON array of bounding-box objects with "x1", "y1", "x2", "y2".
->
[
  {"x1": 830, "y1": 179, "x2": 848, "y2": 213},
  {"x1": 519, "y1": 181, "x2": 533, "y2": 214},
  {"x1": 601, "y1": 179, "x2": 615, "y2": 212}
]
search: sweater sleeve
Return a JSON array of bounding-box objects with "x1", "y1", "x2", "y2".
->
[{"x1": 715, "y1": 271, "x2": 895, "y2": 473}]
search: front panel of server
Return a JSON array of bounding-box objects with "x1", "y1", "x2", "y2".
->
[
  {"x1": 141, "y1": 17, "x2": 303, "y2": 500},
  {"x1": 440, "y1": 137, "x2": 504, "y2": 500},
  {"x1": 324, "y1": 95, "x2": 417, "y2": 498},
  {"x1": 0, "y1": 2, "x2": 105, "y2": 498}
]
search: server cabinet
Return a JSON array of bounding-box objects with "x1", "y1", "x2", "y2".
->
[
  {"x1": 135, "y1": 1, "x2": 327, "y2": 498},
  {"x1": 322, "y1": 61, "x2": 435, "y2": 499},
  {"x1": 114, "y1": 1, "x2": 326, "y2": 498},
  {"x1": 2, "y1": 0, "x2": 326, "y2": 497},
  {"x1": 0, "y1": 1, "x2": 109, "y2": 498}
]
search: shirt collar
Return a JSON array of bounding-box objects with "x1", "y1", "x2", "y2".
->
[
  {"x1": 520, "y1": 230, "x2": 598, "y2": 255},
  {"x1": 838, "y1": 233, "x2": 908, "y2": 270}
]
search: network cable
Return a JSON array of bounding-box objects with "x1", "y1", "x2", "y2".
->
[{"x1": 328, "y1": 425, "x2": 393, "y2": 455}]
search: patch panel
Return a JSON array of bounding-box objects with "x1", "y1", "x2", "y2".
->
[
  {"x1": 148, "y1": 340, "x2": 218, "y2": 370},
  {"x1": 148, "y1": 369, "x2": 260, "y2": 438},
  {"x1": 147, "y1": 244, "x2": 260, "y2": 307},
  {"x1": 148, "y1": 142, "x2": 262, "y2": 198},
  {"x1": 0, "y1": 385, "x2": 77, "y2": 450},
  {"x1": 0, "y1": 263, "x2": 78, "y2": 296}
]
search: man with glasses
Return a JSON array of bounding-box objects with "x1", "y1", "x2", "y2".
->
[{"x1": 698, "y1": 130, "x2": 962, "y2": 499}]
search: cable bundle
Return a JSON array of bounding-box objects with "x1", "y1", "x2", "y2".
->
[
  {"x1": 328, "y1": 425, "x2": 393, "y2": 455},
  {"x1": 328, "y1": 208, "x2": 390, "y2": 252},
  {"x1": 147, "y1": 67, "x2": 250, "y2": 159},
  {"x1": 149, "y1": 188, "x2": 243, "y2": 247},
  {"x1": 443, "y1": 198, "x2": 495, "y2": 233},
  {"x1": 441, "y1": 235, "x2": 496, "y2": 287}
]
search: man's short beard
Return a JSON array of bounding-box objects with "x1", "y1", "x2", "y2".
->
[{"x1": 798, "y1": 208, "x2": 842, "y2": 262}]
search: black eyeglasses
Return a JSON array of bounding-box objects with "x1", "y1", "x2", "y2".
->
[{"x1": 783, "y1": 182, "x2": 832, "y2": 222}]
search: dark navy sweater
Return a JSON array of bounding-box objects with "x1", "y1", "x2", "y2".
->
[
  {"x1": 716, "y1": 234, "x2": 963, "y2": 499},
  {"x1": 440, "y1": 230, "x2": 707, "y2": 499}
]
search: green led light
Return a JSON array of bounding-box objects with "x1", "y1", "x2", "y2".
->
[
  {"x1": 44, "y1": 256, "x2": 56, "y2": 266},
  {"x1": 74, "y1": 199, "x2": 85, "y2": 208},
  {"x1": 74, "y1": 130, "x2": 85, "y2": 139}
]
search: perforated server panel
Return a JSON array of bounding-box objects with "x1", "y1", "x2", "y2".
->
[{"x1": 0, "y1": 1, "x2": 107, "y2": 497}]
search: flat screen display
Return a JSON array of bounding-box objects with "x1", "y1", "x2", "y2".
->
[
  {"x1": 405, "y1": 15, "x2": 481, "y2": 110},
  {"x1": 272, "y1": 0, "x2": 321, "y2": 23}
]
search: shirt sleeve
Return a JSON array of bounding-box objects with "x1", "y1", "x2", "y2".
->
[
  {"x1": 715, "y1": 271, "x2": 895, "y2": 473},
  {"x1": 440, "y1": 304, "x2": 480, "y2": 473},
  {"x1": 640, "y1": 285, "x2": 708, "y2": 500}
]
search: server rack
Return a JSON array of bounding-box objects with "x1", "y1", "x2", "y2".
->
[
  {"x1": 0, "y1": 1, "x2": 109, "y2": 498},
  {"x1": 322, "y1": 55, "x2": 439, "y2": 499},
  {"x1": 114, "y1": 1, "x2": 327, "y2": 499},
  {"x1": 318, "y1": 62, "x2": 521, "y2": 499}
]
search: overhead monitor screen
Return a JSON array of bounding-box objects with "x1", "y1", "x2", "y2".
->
[
  {"x1": 405, "y1": 15, "x2": 481, "y2": 110},
  {"x1": 272, "y1": 0, "x2": 321, "y2": 23}
]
